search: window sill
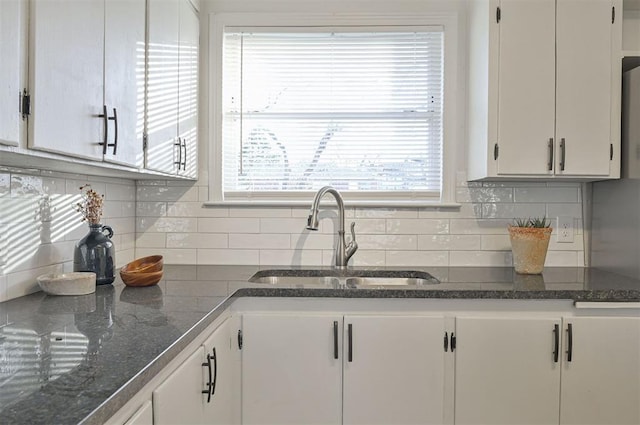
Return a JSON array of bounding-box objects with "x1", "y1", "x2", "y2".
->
[{"x1": 202, "y1": 200, "x2": 461, "y2": 208}]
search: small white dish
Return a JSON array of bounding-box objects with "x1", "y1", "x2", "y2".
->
[{"x1": 37, "y1": 272, "x2": 97, "y2": 296}]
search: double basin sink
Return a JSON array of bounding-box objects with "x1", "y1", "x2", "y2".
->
[{"x1": 249, "y1": 269, "x2": 440, "y2": 288}]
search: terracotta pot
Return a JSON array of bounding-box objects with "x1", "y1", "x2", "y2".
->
[{"x1": 508, "y1": 225, "x2": 553, "y2": 274}]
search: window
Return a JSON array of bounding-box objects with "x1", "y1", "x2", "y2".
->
[{"x1": 209, "y1": 14, "x2": 458, "y2": 205}]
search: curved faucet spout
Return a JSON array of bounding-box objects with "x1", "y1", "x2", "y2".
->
[{"x1": 306, "y1": 186, "x2": 357, "y2": 268}]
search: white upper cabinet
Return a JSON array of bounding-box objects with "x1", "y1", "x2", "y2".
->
[
  {"x1": 103, "y1": 0, "x2": 146, "y2": 168},
  {"x1": 29, "y1": 0, "x2": 145, "y2": 167},
  {"x1": 146, "y1": 0, "x2": 199, "y2": 178},
  {"x1": 467, "y1": 0, "x2": 622, "y2": 181},
  {"x1": 0, "y1": 0, "x2": 28, "y2": 148}
]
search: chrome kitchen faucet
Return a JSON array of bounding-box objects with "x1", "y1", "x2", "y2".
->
[{"x1": 306, "y1": 186, "x2": 358, "y2": 268}]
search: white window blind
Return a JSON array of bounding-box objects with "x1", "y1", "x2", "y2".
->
[{"x1": 221, "y1": 27, "x2": 444, "y2": 200}]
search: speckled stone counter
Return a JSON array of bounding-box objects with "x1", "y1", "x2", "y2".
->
[{"x1": 0, "y1": 265, "x2": 638, "y2": 424}]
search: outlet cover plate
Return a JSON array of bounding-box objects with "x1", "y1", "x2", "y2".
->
[{"x1": 557, "y1": 216, "x2": 574, "y2": 243}]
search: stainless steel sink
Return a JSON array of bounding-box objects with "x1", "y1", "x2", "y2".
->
[{"x1": 248, "y1": 269, "x2": 440, "y2": 287}]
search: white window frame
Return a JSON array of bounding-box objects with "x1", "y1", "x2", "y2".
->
[{"x1": 207, "y1": 12, "x2": 460, "y2": 207}]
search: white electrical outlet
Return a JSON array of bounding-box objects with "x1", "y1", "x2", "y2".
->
[{"x1": 557, "y1": 216, "x2": 574, "y2": 243}]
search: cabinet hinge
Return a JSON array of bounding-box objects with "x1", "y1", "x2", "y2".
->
[
  {"x1": 142, "y1": 133, "x2": 148, "y2": 150},
  {"x1": 237, "y1": 329, "x2": 243, "y2": 350},
  {"x1": 612, "y1": 6, "x2": 615, "y2": 24},
  {"x1": 451, "y1": 333, "x2": 456, "y2": 352},
  {"x1": 494, "y1": 143, "x2": 499, "y2": 160},
  {"x1": 20, "y1": 89, "x2": 30, "y2": 120},
  {"x1": 610, "y1": 143, "x2": 613, "y2": 160},
  {"x1": 496, "y1": 6, "x2": 501, "y2": 23}
]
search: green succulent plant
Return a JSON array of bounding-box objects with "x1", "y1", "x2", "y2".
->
[{"x1": 512, "y1": 216, "x2": 551, "y2": 228}]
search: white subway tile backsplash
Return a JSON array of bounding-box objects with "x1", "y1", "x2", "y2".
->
[
  {"x1": 0, "y1": 170, "x2": 135, "y2": 301},
  {"x1": 514, "y1": 187, "x2": 579, "y2": 203},
  {"x1": 357, "y1": 234, "x2": 418, "y2": 251},
  {"x1": 229, "y1": 233, "x2": 290, "y2": 249},
  {"x1": 449, "y1": 251, "x2": 512, "y2": 267},
  {"x1": 136, "y1": 202, "x2": 167, "y2": 217},
  {"x1": 260, "y1": 217, "x2": 308, "y2": 233},
  {"x1": 450, "y1": 219, "x2": 511, "y2": 235},
  {"x1": 480, "y1": 234, "x2": 511, "y2": 251},
  {"x1": 229, "y1": 207, "x2": 292, "y2": 218},
  {"x1": 481, "y1": 203, "x2": 546, "y2": 219},
  {"x1": 136, "y1": 232, "x2": 166, "y2": 248},
  {"x1": 168, "y1": 202, "x2": 228, "y2": 218},
  {"x1": 385, "y1": 250, "x2": 449, "y2": 267},
  {"x1": 456, "y1": 187, "x2": 514, "y2": 203},
  {"x1": 291, "y1": 233, "x2": 335, "y2": 250},
  {"x1": 198, "y1": 249, "x2": 259, "y2": 265},
  {"x1": 138, "y1": 217, "x2": 198, "y2": 233},
  {"x1": 386, "y1": 218, "x2": 450, "y2": 235},
  {"x1": 198, "y1": 217, "x2": 260, "y2": 233},
  {"x1": 355, "y1": 208, "x2": 418, "y2": 219},
  {"x1": 0, "y1": 169, "x2": 587, "y2": 302},
  {"x1": 418, "y1": 235, "x2": 481, "y2": 251},
  {"x1": 260, "y1": 249, "x2": 323, "y2": 266},
  {"x1": 137, "y1": 185, "x2": 198, "y2": 202},
  {"x1": 167, "y1": 233, "x2": 228, "y2": 249},
  {"x1": 138, "y1": 247, "x2": 197, "y2": 264}
]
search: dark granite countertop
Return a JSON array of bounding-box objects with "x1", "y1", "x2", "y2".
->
[{"x1": 0, "y1": 265, "x2": 638, "y2": 424}]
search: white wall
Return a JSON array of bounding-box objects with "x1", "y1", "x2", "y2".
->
[
  {"x1": 134, "y1": 0, "x2": 584, "y2": 269},
  {"x1": 0, "y1": 169, "x2": 136, "y2": 302}
]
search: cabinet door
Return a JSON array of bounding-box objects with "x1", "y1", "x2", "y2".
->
[
  {"x1": 560, "y1": 317, "x2": 640, "y2": 425},
  {"x1": 29, "y1": 0, "x2": 104, "y2": 160},
  {"x1": 496, "y1": 0, "x2": 556, "y2": 176},
  {"x1": 0, "y1": 0, "x2": 27, "y2": 147},
  {"x1": 241, "y1": 313, "x2": 342, "y2": 425},
  {"x1": 555, "y1": 0, "x2": 614, "y2": 176},
  {"x1": 343, "y1": 315, "x2": 446, "y2": 425},
  {"x1": 454, "y1": 316, "x2": 561, "y2": 425},
  {"x1": 177, "y1": 0, "x2": 199, "y2": 178},
  {"x1": 103, "y1": 0, "x2": 146, "y2": 167},
  {"x1": 153, "y1": 346, "x2": 205, "y2": 424},
  {"x1": 124, "y1": 400, "x2": 153, "y2": 425},
  {"x1": 202, "y1": 320, "x2": 235, "y2": 424},
  {"x1": 146, "y1": 0, "x2": 180, "y2": 174}
]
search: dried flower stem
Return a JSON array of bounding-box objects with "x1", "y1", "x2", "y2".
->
[{"x1": 76, "y1": 184, "x2": 104, "y2": 225}]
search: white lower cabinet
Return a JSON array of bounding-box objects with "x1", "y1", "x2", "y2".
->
[
  {"x1": 153, "y1": 318, "x2": 234, "y2": 425},
  {"x1": 124, "y1": 400, "x2": 153, "y2": 425},
  {"x1": 454, "y1": 317, "x2": 562, "y2": 425},
  {"x1": 241, "y1": 314, "x2": 343, "y2": 425},
  {"x1": 559, "y1": 317, "x2": 640, "y2": 425},
  {"x1": 453, "y1": 315, "x2": 640, "y2": 425},
  {"x1": 241, "y1": 313, "x2": 447, "y2": 425}
]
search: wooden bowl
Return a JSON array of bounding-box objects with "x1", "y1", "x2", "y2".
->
[
  {"x1": 121, "y1": 255, "x2": 163, "y2": 273},
  {"x1": 120, "y1": 269, "x2": 164, "y2": 287}
]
